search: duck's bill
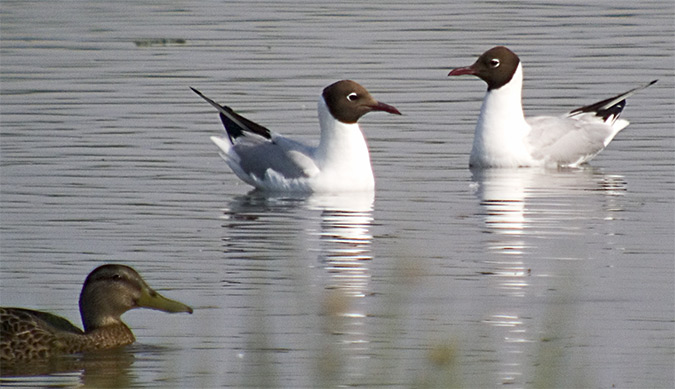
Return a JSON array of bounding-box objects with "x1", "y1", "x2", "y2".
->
[{"x1": 137, "y1": 288, "x2": 193, "y2": 314}]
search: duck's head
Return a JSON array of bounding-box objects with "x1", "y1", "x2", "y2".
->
[{"x1": 79, "y1": 264, "x2": 192, "y2": 331}]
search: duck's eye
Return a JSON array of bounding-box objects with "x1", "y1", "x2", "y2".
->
[
  {"x1": 347, "y1": 92, "x2": 358, "y2": 101},
  {"x1": 489, "y1": 58, "x2": 500, "y2": 68}
]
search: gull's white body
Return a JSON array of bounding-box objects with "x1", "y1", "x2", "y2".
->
[
  {"x1": 211, "y1": 98, "x2": 374, "y2": 192},
  {"x1": 449, "y1": 46, "x2": 654, "y2": 168},
  {"x1": 470, "y1": 64, "x2": 629, "y2": 168}
]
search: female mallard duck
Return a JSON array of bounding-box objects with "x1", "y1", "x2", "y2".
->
[{"x1": 1, "y1": 264, "x2": 192, "y2": 363}]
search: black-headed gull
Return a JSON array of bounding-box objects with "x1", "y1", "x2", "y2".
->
[
  {"x1": 448, "y1": 46, "x2": 656, "y2": 168},
  {"x1": 192, "y1": 80, "x2": 401, "y2": 192}
]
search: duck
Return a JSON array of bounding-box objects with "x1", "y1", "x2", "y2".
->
[
  {"x1": 1, "y1": 264, "x2": 192, "y2": 363},
  {"x1": 448, "y1": 46, "x2": 656, "y2": 168},
  {"x1": 192, "y1": 80, "x2": 401, "y2": 192}
]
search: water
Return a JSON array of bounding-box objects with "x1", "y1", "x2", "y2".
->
[{"x1": 1, "y1": 0, "x2": 673, "y2": 387}]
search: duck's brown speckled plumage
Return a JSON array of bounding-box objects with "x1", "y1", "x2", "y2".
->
[
  {"x1": 1, "y1": 264, "x2": 192, "y2": 364},
  {"x1": 1, "y1": 308, "x2": 135, "y2": 362}
]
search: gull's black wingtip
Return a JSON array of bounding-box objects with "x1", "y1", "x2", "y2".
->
[{"x1": 190, "y1": 86, "x2": 203, "y2": 96}]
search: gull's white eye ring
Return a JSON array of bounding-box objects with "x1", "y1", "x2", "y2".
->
[
  {"x1": 347, "y1": 92, "x2": 358, "y2": 101},
  {"x1": 489, "y1": 58, "x2": 500, "y2": 68}
]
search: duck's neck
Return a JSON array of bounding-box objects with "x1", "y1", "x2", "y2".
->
[
  {"x1": 80, "y1": 301, "x2": 135, "y2": 350},
  {"x1": 60, "y1": 323, "x2": 135, "y2": 354},
  {"x1": 84, "y1": 323, "x2": 135, "y2": 350},
  {"x1": 470, "y1": 63, "x2": 532, "y2": 167}
]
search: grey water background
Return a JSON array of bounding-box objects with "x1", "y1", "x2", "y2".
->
[{"x1": 1, "y1": 0, "x2": 673, "y2": 387}]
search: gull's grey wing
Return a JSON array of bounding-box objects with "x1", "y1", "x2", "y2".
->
[
  {"x1": 527, "y1": 80, "x2": 657, "y2": 166},
  {"x1": 526, "y1": 116, "x2": 613, "y2": 165},
  {"x1": 227, "y1": 135, "x2": 317, "y2": 180},
  {"x1": 195, "y1": 87, "x2": 321, "y2": 180}
]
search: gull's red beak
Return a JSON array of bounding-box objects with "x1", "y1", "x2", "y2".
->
[
  {"x1": 371, "y1": 101, "x2": 402, "y2": 115},
  {"x1": 448, "y1": 66, "x2": 476, "y2": 77}
]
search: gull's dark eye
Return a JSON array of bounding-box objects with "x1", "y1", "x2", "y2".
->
[
  {"x1": 112, "y1": 273, "x2": 121, "y2": 280},
  {"x1": 347, "y1": 92, "x2": 358, "y2": 101},
  {"x1": 489, "y1": 58, "x2": 500, "y2": 68}
]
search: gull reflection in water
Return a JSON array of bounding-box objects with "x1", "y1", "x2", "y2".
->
[
  {"x1": 473, "y1": 168, "x2": 531, "y2": 296},
  {"x1": 471, "y1": 167, "x2": 627, "y2": 385},
  {"x1": 219, "y1": 190, "x2": 375, "y2": 385},
  {"x1": 472, "y1": 167, "x2": 628, "y2": 291},
  {"x1": 306, "y1": 191, "x2": 374, "y2": 384},
  {"x1": 308, "y1": 192, "x2": 374, "y2": 297}
]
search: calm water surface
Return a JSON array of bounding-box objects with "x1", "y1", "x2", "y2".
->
[{"x1": 1, "y1": 0, "x2": 673, "y2": 387}]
